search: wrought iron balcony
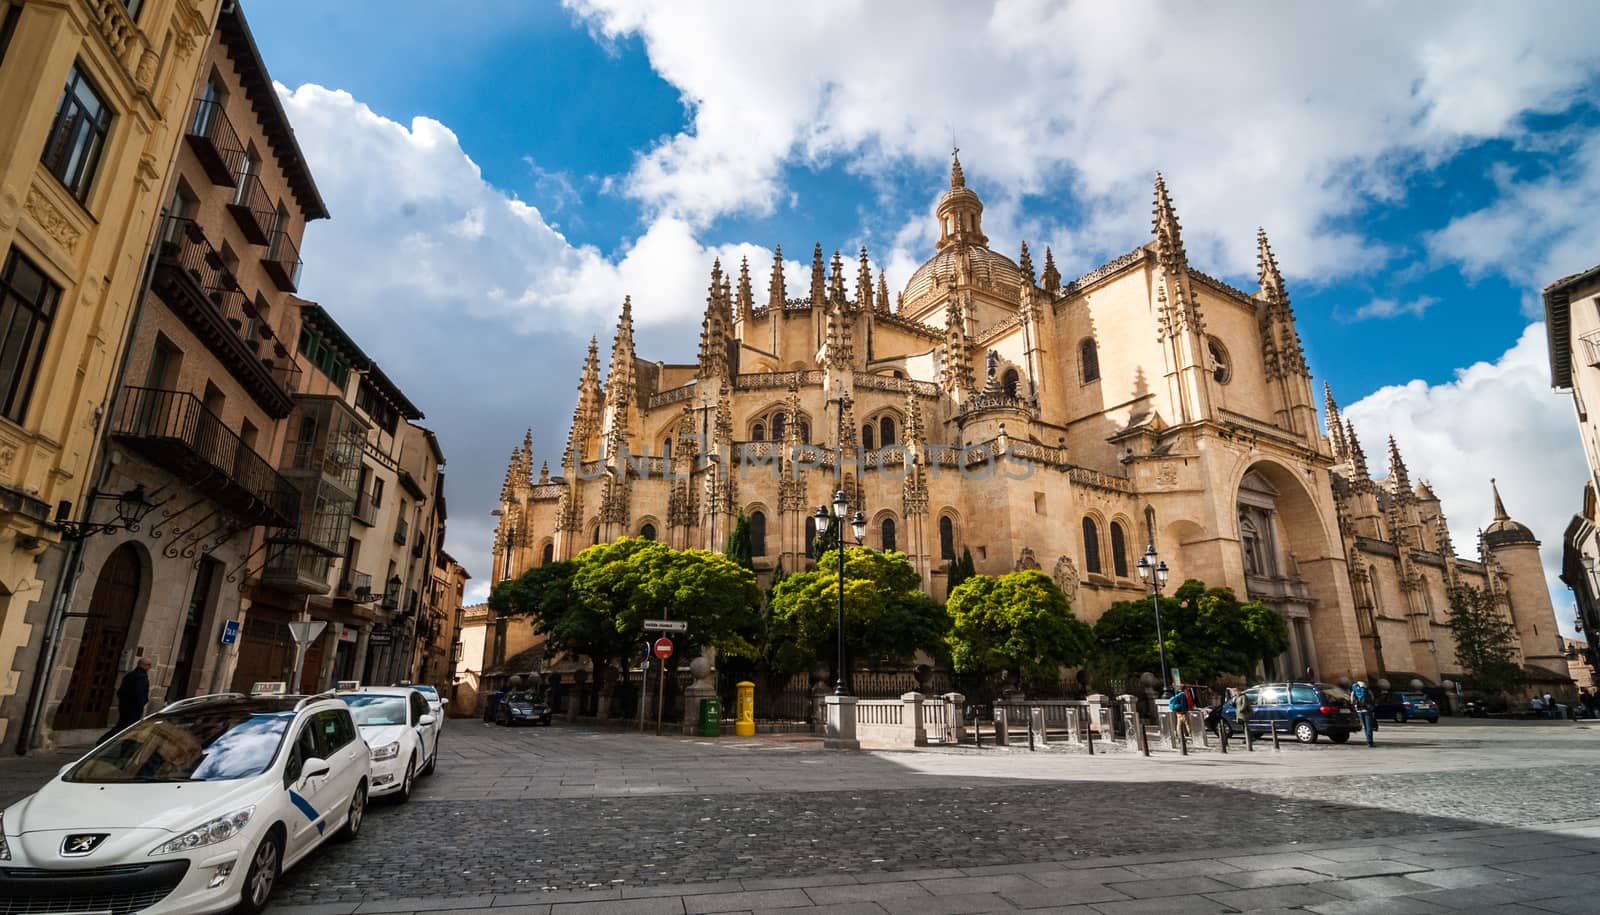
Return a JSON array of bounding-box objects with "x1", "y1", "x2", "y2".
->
[
  {"x1": 111, "y1": 387, "x2": 299, "y2": 528},
  {"x1": 150, "y1": 218, "x2": 299, "y2": 416},
  {"x1": 336, "y1": 568, "x2": 373, "y2": 600},
  {"x1": 185, "y1": 98, "x2": 245, "y2": 186},
  {"x1": 227, "y1": 171, "x2": 274, "y2": 244},
  {"x1": 263, "y1": 229, "x2": 302, "y2": 293},
  {"x1": 260, "y1": 540, "x2": 336, "y2": 595},
  {"x1": 394, "y1": 516, "x2": 409, "y2": 546},
  {"x1": 352, "y1": 488, "x2": 378, "y2": 527}
]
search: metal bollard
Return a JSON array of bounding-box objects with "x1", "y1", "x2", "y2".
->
[
  {"x1": 1219, "y1": 721, "x2": 1228, "y2": 754},
  {"x1": 1179, "y1": 725, "x2": 1188, "y2": 756},
  {"x1": 1085, "y1": 722, "x2": 1095, "y2": 755},
  {"x1": 1270, "y1": 721, "x2": 1280, "y2": 750},
  {"x1": 1244, "y1": 718, "x2": 1253, "y2": 751}
]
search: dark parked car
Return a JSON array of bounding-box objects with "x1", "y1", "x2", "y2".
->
[
  {"x1": 497, "y1": 691, "x2": 553, "y2": 726},
  {"x1": 1372, "y1": 691, "x2": 1440, "y2": 723},
  {"x1": 1216, "y1": 682, "x2": 1360, "y2": 744}
]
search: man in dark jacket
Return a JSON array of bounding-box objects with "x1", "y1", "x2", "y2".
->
[{"x1": 99, "y1": 656, "x2": 153, "y2": 745}]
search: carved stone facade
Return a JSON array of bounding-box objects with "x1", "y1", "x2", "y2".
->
[{"x1": 494, "y1": 157, "x2": 1567, "y2": 690}]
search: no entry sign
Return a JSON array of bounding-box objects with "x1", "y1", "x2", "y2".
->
[{"x1": 653, "y1": 637, "x2": 674, "y2": 659}]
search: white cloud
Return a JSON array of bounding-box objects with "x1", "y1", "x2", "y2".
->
[
  {"x1": 1343, "y1": 323, "x2": 1588, "y2": 630},
  {"x1": 566, "y1": 0, "x2": 1599, "y2": 284},
  {"x1": 1350, "y1": 296, "x2": 1439, "y2": 321}
]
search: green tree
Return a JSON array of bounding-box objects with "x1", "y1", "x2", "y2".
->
[
  {"x1": 1447, "y1": 584, "x2": 1526, "y2": 693},
  {"x1": 1091, "y1": 579, "x2": 1288, "y2": 684},
  {"x1": 726, "y1": 513, "x2": 755, "y2": 571},
  {"x1": 947, "y1": 571, "x2": 1092, "y2": 689},
  {"x1": 947, "y1": 546, "x2": 976, "y2": 592},
  {"x1": 767, "y1": 547, "x2": 947, "y2": 679}
]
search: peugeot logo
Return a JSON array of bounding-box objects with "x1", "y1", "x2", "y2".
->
[{"x1": 61, "y1": 833, "x2": 107, "y2": 856}]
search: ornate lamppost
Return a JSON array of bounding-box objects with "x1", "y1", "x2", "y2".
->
[
  {"x1": 1136, "y1": 544, "x2": 1172, "y2": 696},
  {"x1": 813, "y1": 492, "x2": 866, "y2": 695}
]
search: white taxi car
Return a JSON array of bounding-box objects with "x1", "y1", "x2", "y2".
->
[
  {"x1": 403, "y1": 683, "x2": 448, "y2": 739},
  {"x1": 0, "y1": 692, "x2": 369, "y2": 915},
  {"x1": 339, "y1": 687, "x2": 438, "y2": 801}
]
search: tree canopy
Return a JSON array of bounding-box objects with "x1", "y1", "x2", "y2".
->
[
  {"x1": 767, "y1": 547, "x2": 947, "y2": 677},
  {"x1": 1090, "y1": 579, "x2": 1289, "y2": 685},
  {"x1": 947, "y1": 547, "x2": 976, "y2": 593},
  {"x1": 946, "y1": 570, "x2": 1091, "y2": 688},
  {"x1": 1447, "y1": 584, "x2": 1526, "y2": 693}
]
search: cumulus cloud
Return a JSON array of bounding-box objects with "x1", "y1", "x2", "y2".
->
[
  {"x1": 1349, "y1": 296, "x2": 1439, "y2": 321},
  {"x1": 1343, "y1": 323, "x2": 1587, "y2": 628},
  {"x1": 567, "y1": 0, "x2": 1599, "y2": 283}
]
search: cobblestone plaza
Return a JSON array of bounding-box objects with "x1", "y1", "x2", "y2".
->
[{"x1": 8, "y1": 719, "x2": 1597, "y2": 914}]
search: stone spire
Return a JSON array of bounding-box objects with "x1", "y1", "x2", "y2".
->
[
  {"x1": 824, "y1": 283, "x2": 854, "y2": 368},
  {"x1": 828, "y1": 249, "x2": 847, "y2": 308},
  {"x1": 1152, "y1": 172, "x2": 1205, "y2": 344},
  {"x1": 1387, "y1": 436, "x2": 1412, "y2": 498},
  {"x1": 941, "y1": 297, "x2": 975, "y2": 395},
  {"x1": 1018, "y1": 242, "x2": 1035, "y2": 287},
  {"x1": 876, "y1": 271, "x2": 890, "y2": 315},
  {"x1": 538, "y1": 461, "x2": 549, "y2": 485},
  {"x1": 809, "y1": 243, "x2": 827, "y2": 307},
  {"x1": 1153, "y1": 172, "x2": 1188, "y2": 268},
  {"x1": 1257, "y1": 228, "x2": 1309, "y2": 380},
  {"x1": 1492, "y1": 478, "x2": 1510, "y2": 522},
  {"x1": 904, "y1": 389, "x2": 924, "y2": 444},
  {"x1": 1040, "y1": 247, "x2": 1061, "y2": 296},
  {"x1": 1324, "y1": 382, "x2": 1347, "y2": 461},
  {"x1": 1346, "y1": 419, "x2": 1369, "y2": 481},
  {"x1": 950, "y1": 148, "x2": 966, "y2": 189},
  {"x1": 783, "y1": 383, "x2": 803, "y2": 445},
  {"x1": 501, "y1": 448, "x2": 520, "y2": 501},
  {"x1": 565, "y1": 336, "x2": 604, "y2": 467},
  {"x1": 768, "y1": 245, "x2": 786, "y2": 311},
  {"x1": 837, "y1": 393, "x2": 857, "y2": 449},
  {"x1": 736, "y1": 256, "x2": 754, "y2": 325},
  {"x1": 856, "y1": 246, "x2": 874, "y2": 312},
  {"x1": 520, "y1": 428, "x2": 535, "y2": 485},
  {"x1": 603, "y1": 297, "x2": 637, "y2": 458},
  {"x1": 698, "y1": 261, "x2": 730, "y2": 380}
]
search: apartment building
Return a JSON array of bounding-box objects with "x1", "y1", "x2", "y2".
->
[{"x1": 0, "y1": 0, "x2": 224, "y2": 747}]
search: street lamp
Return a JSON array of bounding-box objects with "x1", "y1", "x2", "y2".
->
[
  {"x1": 1135, "y1": 544, "x2": 1172, "y2": 696},
  {"x1": 814, "y1": 493, "x2": 867, "y2": 695},
  {"x1": 53, "y1": 485, "x2": 162, "y2": 540}
]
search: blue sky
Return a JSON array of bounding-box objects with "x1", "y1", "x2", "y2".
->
[{"x1": 247, "y1": 1, "x2": 1600, "y2": 615}]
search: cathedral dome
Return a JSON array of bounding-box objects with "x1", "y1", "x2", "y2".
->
[{"x1": 899, "y1": 150, "x2": 1023, "y2": 315}]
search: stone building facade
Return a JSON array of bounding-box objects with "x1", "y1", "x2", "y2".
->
[
  {"x1": 495, "y1": 158, "x2": 1567, "y2": 691},
  {"x1": 1546, "y1": 263, "x2": 1600, "y2": 687}
]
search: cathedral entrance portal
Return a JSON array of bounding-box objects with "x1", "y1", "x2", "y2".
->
[{"x1": 1237, "y1": 464, "x2": 1332, "y2": 681}]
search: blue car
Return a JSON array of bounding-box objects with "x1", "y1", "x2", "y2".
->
[
  {"x1": 1217, "y1": 682, "x2": 1361, "y2": 744},
  {"x1": 497, "y1": 691, "x2": 553, "y2": 726},
  {"x1": 1372, "y1": 691, "x2": 1440, "y2": 723}
]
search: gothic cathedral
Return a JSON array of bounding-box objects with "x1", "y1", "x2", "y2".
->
[{"x1": 493, "y1": 156, "x2": 1569, "y2": 689}]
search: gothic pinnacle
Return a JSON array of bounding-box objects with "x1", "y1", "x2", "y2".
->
[
  {"x1": 1387, "y1": 436, "x2": 1411, "y2": 493},
  {"x1": 856, "y1": 246, "x2": 874, "y2": 312},
  {"x1": 1041, "y1": 246, "x2": 1061, "y2": 295},
  {"x1": 1323, "y1": 382, "x2": 1347, "y2": 460},
  {"x1": 1153, "y1": 171, "x2": 1188, "y2": 267},
  {"x1": 768, "y1": 245, "x2": 787, "y2": 311},
  {"x1": 538, "y1": 461, "x2": 549, "y2": 485},
  {"x1": 1345, "y1": 419, "x2": 1369, "y2": 479},
  {"x1": 1256, "y1": 227, "x2": 1285, "y2": 298},
  {"x1": 1019, "y1": 242, "x2": 1035, "y2": 286},
  {"x1": 1491, "y1": 477, "x2": 1510, "y2": 521},
  {"x1": 809, "y1": 243, "x2": 826, "y2": 307},
  {"x1": 828, "y1": 249, "x2": 847, "y2": 307},
  {"x1": 876, "y1": 270, "x2": 890, "y2": 315},
  {"x1": 736, "y1": 256, "x2": 754, "y2": 324}
]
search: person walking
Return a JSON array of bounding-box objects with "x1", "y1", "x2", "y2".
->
[
  {"x1": 1234, "y1": 687, "x2": 1254, "y2": 748},
  {"x1": 98, "y1": 656, "x2": 153, "y2": 745},
  {"x1": 1169, "y1": 686, "x2": 1194, "y2": 741},
  {"x1": 1352, "y1": 679, "x2": 1376, "y2": 747}
]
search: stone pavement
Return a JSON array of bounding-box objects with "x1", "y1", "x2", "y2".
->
[{"x1": 4, "y1": 717, "x2": 1599, "y2": 913}]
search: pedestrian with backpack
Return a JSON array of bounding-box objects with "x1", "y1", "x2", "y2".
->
[
  {"x1": 1168, "y1": 686, "x2": 1193, "y2": 741},
  {"x1": 1352, "y1": 680, "x2": 1376, "y2": 747}
]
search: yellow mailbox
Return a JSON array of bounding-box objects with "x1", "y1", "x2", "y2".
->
[{"x1": 735, "y1": 680, "x2": 756, "y2": 736}]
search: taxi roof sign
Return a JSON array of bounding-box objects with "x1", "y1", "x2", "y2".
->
[
  {"x1": 251, "y1": 681, "x2": 288, "y2": 696},
  {"x1": 336, "y1": 680, "x2": 361, "y2": 692}
]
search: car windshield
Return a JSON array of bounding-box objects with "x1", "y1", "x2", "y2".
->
[
  {"x1": 507, "y1": 692, "x2": 538, "y2": 703},
  {"x1": 341, "y1": 694, "x2": 409, "y2": 727},
  {"x1": 65, "y1": 705, "x2": 293, "y2": 783}
]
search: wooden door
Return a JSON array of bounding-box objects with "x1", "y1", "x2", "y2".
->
[{"x1": 54, "y1": 545, "x2": 142, "y2": 730}]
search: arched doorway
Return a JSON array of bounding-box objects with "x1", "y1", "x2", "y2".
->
[
  {"x1": 1235, "y1": 463, "x2": 1331, "y2": 680},
  {"x1": 54, "y1": 544, "x2": 143, "y2": 730}
]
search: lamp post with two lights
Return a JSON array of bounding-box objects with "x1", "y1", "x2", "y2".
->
[
  {"x1": 1135, "y1": 544, "x2": 1172, "y2": 696},
  {"x1": 813, "y1": 491, "x2": 866, "y2": 695}
]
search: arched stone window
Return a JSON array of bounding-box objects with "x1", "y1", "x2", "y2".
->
[
  {"x1": 862, "y1": 424, "x2": 874, "y2": 450},
  {"x1": 1208, "y1": 336, "x2": 1231, "y2": 384},
  {"x1": 772, "y1": 412, "x2": 787, "y2": 441},
  {"x1": 1001, "y1": 368, "x2": 1020, "y2": 397},
  {"x1": 939, "y1": 515, "x2": 955, "y2": 561},
  {"x1": 542, "y1": 543, "x2": 554, "y2": 565},
  {"x1": 662, "y1": 438, "x2": 671, "y2": 459},
  {"x1": 881, "y1": 517, "x2": 897, "y2": 552},
  {"x1": 752, "y1": 422, "x2": 765, "y2": 442},
  {"x1": 1079, "y1": 338, "x2": 1100, "y2": 383},
  {"x1": 880, "y1": 416, "x2": 895, "y2": 446},
  {"x1": 804, "y1": 514, "x2": 818, "y2": 557},
  {"x1": 799, "y1": 420, "x2": 810, "y2": 442},
  {"x1": 593, "y1": 527, "x2": 600, "y2": 545},
  {"x1": 1110, "y1": 521, "x2": 1129, "y2": 577},
  {"x1": 750, "y1": 510, "x2": 767, "y2": 557},
  {"x1": 1082, "y1": 517, "x2": 1102, "y2": 575},
  {"x1": 640, "y1": 523, "x2": 657, "y2": 541}
]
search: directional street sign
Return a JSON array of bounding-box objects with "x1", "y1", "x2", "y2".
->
[
  {"x1": 644, "y1": 619, "x2": 687, "y2": 633},
  {"x1": 653, "y1": 637, "x2": 674, "y2": 659}
]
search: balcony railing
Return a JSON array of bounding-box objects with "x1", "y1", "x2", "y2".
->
[
  {"x1": 352, "y1": 488, "x2": 377, "y2": 526},
  {"x1": 337, "y1": 568, "x2": 373, "y2": 600},
  {"x1": 394, "y1": 517, "x2": 409, "y2": 546},
  {"x1": 411, "y1": 534, "x2": 425, "y2": 558},
  {"x1": 111, "y1": 386, "x2": 298, "y2": 528},
  {"x1": 260, "y1": 541, "x2": 335, "y2": 595},
  {"x1": 227, "y1": 172, "x2": 274, "y2": 244},
  {"x1": 263, "y1": 229, "x2": 302, "y2": 293},
  {"x1": 185, "y1": 98, "x2": 244, "y2": 186},
  {"x1": 151, "y1": 218, "x2": 300, "y2": 413}
]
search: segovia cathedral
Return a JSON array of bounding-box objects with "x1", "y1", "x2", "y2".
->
[{"x1": 492, "y1": 154, "x2": 1571, "y2": 692}]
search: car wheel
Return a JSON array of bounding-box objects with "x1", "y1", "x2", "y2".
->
[
  {"x1": 1294, "y1": 720, "x2": 1318, "y2": 744},
  {"x1": 397, "y1": 756, "x2": 416, "y2": 803},
  {"x1": 235, "y1": 828, "x2": 282, "y2": 915},
  {"x1": 1328, "y1": 731, "x2": 1350, "y2": 744},
  {"x1": 337, "y1": 781, "x2": 367, "y2": 842}
]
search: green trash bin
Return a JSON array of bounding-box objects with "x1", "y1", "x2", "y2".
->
[{"x1": 699, "y1": 697, "x2": 722, "y2": 737}]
